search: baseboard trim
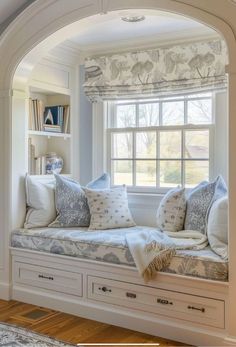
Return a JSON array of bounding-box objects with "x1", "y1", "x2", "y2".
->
[
  {"x1": 0, "y1": 281, "x2": 11, "y2": 300},
  {"x1": 12, "y1": 285, "x2": 228, "y2": 346},
  {"x1": 224, "y1": 336, "x2": 236, "y2": 345}
]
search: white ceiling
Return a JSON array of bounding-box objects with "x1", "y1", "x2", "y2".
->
[
  {"x1": 0, "y1": 0, "x2": 29, "y2": 26},
  {"x1": 67, "y1": 9, "x2": 217, "y2": 54}
]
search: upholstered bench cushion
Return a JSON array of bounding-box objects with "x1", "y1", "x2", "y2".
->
[{"x1": 11, "y1": 226, "x2": 228, "y2": 282}]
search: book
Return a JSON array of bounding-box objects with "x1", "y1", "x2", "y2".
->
[
  {"x1": 29, "y1": 98, "x2": 70, "y2": 134},
  {"x1": 43, "y1": 124, "x2": 62, "y2": 132}
]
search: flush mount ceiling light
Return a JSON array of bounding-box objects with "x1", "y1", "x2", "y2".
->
[{"x1": 121, "y1": 15, "x2": 145, "y2": 22}]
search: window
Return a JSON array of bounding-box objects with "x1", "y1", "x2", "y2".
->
[{"x1": 106, "y1": 93, "x2": 214, "y2": 192}]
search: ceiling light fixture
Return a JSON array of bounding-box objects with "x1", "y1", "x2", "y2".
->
[{"x1": 121, "y1": 15, "x2": 145, "y2": 23}]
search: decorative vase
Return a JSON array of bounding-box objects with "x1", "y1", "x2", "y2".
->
[{"x1": 45, "y1": 152, "x2": 63, "y2": 174}]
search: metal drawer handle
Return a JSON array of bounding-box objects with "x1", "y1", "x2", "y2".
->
[
  {"x1": 188, "y1": 305, "x2": 205, "y2": 313},
  {"x1": 98, "y1": 286, "x2": 112, "y2": 293},
  {"x1": 157, "y1": 298, "x2": 173, "y2": 305},
  {"x1": 38, "y1": 274, "x2": 54, "y2": 281},
  {"x1": 126, "y1": 292, "x2": 136, "y2": 299}
]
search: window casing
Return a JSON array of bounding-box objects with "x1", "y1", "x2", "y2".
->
[{"x1": 106, "y1": 93, "x2": 214, "y2": 193}]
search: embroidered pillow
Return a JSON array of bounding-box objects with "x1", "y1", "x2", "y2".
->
[
  {"x1": 50, "y1": 173, "x2": 110, "y2": 228},
  {"x1": 184, "y1": 175, "x2": 227, "y2": 234},
  {"x1": 84, "y1": 186, "x2": 135, "y2": 230},
  {"x1": 207, "y1": 196, "x2": 228, "y2": 260},
  {"x1": 24, "y1": 174, "x2": 56, "y2": 228},
  {"x1": 156, "y1": 187, "x2": 186, "y2": 232}
]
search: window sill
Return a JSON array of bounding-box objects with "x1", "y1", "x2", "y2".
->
[{"x1": 128, "y1": 191, "x2": 163, "y2": 209}]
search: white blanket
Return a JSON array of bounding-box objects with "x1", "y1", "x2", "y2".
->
[{"x1": 126, "y1": 229, "x2": 208, "y2": 281}]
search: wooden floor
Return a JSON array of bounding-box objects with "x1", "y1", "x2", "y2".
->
[{"x1": 0, "y1": 299, "x2": 189, "y2": 346}]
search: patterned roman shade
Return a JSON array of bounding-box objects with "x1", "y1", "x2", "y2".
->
[{"x1": 83, "y1": 40, "x2": 227, "y2": 102}]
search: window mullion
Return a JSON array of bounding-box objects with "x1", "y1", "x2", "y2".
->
[
  {"x1": 159, "y1": 101, "x2": 163, "y2": 126},
  {"x1": 133, "y1": 130, "x2": 136, "y2": 187},
  {"x1": 156, "y1": 130, "x2": 160, "y2": 188},
  {"x1": 184, "y1": 98, "x2": 188, "y2": 124},
  {"x1": 182, "y1": 129, "x2": 185, "y2": 187}
]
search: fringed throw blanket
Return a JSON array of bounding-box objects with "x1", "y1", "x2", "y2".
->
[{"x1": 126, "y1": 229, "x2": 208, "y2": 282}]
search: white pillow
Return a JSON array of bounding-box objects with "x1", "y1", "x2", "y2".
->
[
  {"x1": 24, "y1": 175, "x2": 56, "y2": 228},
  {"x1": 156, "y1": 187, "x2": 186, "y2": 232},
  {"x1": 84, "y1": 186, "x2": 136, "y2": 230},
  {"x1": 207, "y1": 196, "x2": 228, "y2": 260}
]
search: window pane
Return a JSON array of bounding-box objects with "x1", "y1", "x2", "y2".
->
[
  {"x1": 112, "y1": 133, "x2": 132, "y2": 158},
  {"x1": 139, "y1": 103, "x2": 159, "y2": 127},
  {"x1": 136, "y1": 132, "x2": 156, "y2": 158},
  {"x1": 112, "y1": 160, "x2": 132, "y2": 185},
  {"x1": 185, "y1": 161, "x2": 209, "y2": 188},
  {"x1": 185, "y1": 130, "x2": 209, "y2": 159},
  {"x1": 162, "y1": 101, "x2": 184, "y2": 125},
  {"x1": 188, "y1": 99, "x2": 212, "y2": 124},
  {"x1": 136, "y1": 160, "x2": 156, "y2": 186},
  {"x1": 160, "y1": 131, "x2": 182, "y2": 159},
  {"x1": 160, "y1": 161, "x2": 181, "y2": 187},
  {"x1": 116, "y1": 104, "x2": 136, "y2": 128}
]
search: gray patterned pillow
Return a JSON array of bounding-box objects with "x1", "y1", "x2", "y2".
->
[
  {"x1": 184, "y1": 175, "x2": 227, "y2": 234},
  {"x1": 50, "y1": 173, "x2": 110, "y2": 228},
  {"x1": 156, "y1": 187, "x2": 186, "y2": 232},
  {"x1": 49, "y1": 174, "x2": 90, "y2": 227},
  {"x1": 84, "y1": 186, "x2": 136, "y2": 230}
]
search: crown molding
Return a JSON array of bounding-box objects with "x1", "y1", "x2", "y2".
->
[{"x1": 69, "y1": 31, "x2": 219, "y2": 59}]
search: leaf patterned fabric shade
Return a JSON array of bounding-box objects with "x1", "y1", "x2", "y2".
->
[{"x1": 83, "y1": 40, "x2": 227, "y2": 102}]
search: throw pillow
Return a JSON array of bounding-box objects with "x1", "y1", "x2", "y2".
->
[
  {"x1": 156, "y1": 187, "x2": 186, "y2": 232},
  {"x1": 87, "y1": 173, "x2": 110, "y2": 189},
  {"x1": 84, "y1": 186, "x2": 136, "y2": 230},
  {"x1": 50, "y1": 173, "x2": 110, "y2": 228},
  {"x1": 184, "y1": 175, "x2": 227, "y2": 234},
  {"x1": 207, "y1": 196, "x2": 228, "y2": 260},
  {"x1": 24, "y1": 174, "x2": 56, "y2": 229}
]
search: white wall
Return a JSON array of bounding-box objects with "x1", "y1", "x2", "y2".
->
[
  {"x1": 79, "y1": 65, "x2": 93, "y2": 185},
  {"x1": 214, "y1": 91, "x2": 228, "y2": 184}
]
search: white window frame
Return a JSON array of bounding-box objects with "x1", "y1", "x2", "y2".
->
[{"x1": 105, "y1": 93, "x2": 215, "y2": 194}]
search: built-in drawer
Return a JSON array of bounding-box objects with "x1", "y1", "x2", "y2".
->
[
  {"x1": 88, "y1": 276, "x2": 224, "y2": 329},
  {"x1": 14, "y1": 262, "x2": 83, "y2": 297}
]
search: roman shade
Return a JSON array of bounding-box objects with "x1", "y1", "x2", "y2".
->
[{"x1": 83, "y1": 39, "x2": 227, "y2": 102}]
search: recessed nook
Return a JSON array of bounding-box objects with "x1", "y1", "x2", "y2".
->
[{"x1": 0, "y1": 1, "x2": 236, "y2": 346}]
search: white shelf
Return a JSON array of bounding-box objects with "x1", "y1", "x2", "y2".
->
[{"x1": 28, "y1": 130, "x2": 71, "y2": 139}]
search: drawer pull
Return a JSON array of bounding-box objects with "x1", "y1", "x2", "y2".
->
[
  {"x1": 38, "y1": 274, "x2": 54, "y2": 281},
  {"x1": 188, "y1": 305, "x2": 205, "y2": 313},
  {"x1": 157, "y1": 298, "x2": 173, "y2": 305},
  {"x1": 126, "y1": 292, "x2": 136, "y2": 299},
  {"x1": 99, "y1": 286, "x2": 112, "y2": 293}
]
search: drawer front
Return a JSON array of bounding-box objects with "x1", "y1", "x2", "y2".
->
[
  {"x1": 15, "y1": 262, "x2": 83, "y2": 297},
  {"x1": 88, "y1": 276, "x2": 224, "y2": 329}
]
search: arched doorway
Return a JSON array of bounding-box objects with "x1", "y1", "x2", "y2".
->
[{"x1": 1, "y1": 0, "x2": 236, "y2": 343}]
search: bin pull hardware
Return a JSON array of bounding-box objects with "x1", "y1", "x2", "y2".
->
[
  {"x1": 38, "y1": 274, "x2": 54, "y2": 280},
  {"x1": 188, "y1": 305, "x2": 205, "y2": 313},
  {"x1": 157, "y1": 298, "x2": 173, "y2": 305}
]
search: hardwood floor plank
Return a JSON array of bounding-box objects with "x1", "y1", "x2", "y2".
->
[{"x1": 0, "y1": 299, "x2": 188, "y2": 346}]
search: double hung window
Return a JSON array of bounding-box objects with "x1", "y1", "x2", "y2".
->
[{"x1": 106, "y1": 93, "x2": 213, "y2": 192}]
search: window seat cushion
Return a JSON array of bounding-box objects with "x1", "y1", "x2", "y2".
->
[{"x1": 11, "y1": 226, "x2": 228, "y2": 282}]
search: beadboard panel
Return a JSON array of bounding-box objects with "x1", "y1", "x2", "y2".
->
[
  {"x1": 128, "y1": 193, "x2": 162, "y2": 227},
  {"x1": 29, "y1": 60, "x2": 71, "y2": 94}
]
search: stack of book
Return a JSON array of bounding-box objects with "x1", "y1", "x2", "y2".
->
[
  {"x1": 29, "y1": 99, "x2": 45, "y2": 131},
  {"x1": 28, "y1": 139, "x2": 47, "y2": 175},
  {"x1": 29, "y1": 98, "x2": 70, "y2": 133},
  {"x1": 28, "y1": 138, "x2": 36, "y2": 175},
  {"x1": 43, "y1": 105, "x2": 70, "y2": 133},
  {"x1": 35, "y1": 156, "x2": 46, "y2": 175}
]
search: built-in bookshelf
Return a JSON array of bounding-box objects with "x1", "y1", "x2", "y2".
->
[{"x1": 28, "y1": 87, "x2": 71, "y2": 175}]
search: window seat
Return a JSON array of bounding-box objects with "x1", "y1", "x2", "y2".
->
[{"x1": 11, "y1": 226, "x2": 228, "y2": 282}]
